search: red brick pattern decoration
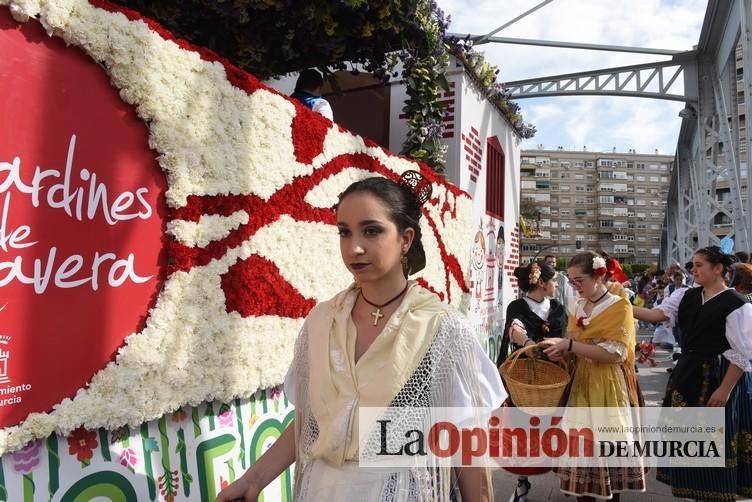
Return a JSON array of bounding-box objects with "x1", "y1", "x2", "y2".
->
[
  {"x1": 462, "y1": 126, "x2": 483, "y2": 184},
  {"x1": 399, "y1": 82, "x2": 455, "y2": 138},
  {"x1": 505, "y1": 224, "x2": 520, "y2": 296}
]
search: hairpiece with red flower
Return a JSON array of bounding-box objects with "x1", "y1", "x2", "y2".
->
[{"x1": 592, "y1": 256, "x2": 608, "y2": 276}]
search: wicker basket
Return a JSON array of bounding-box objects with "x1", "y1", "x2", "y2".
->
[{"x1": 499, "y1": 343, "x2": 571, "y2": 408}]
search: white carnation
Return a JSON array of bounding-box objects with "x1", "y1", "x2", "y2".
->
[{"x1": 593, "y1": 256, "x2": 607, "y2": 270}]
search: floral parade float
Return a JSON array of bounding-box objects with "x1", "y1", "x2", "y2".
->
[{"x1": 0, "y1": 0, "x2": 474, "y2": 499}]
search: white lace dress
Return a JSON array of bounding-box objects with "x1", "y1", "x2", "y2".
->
[{"x1": 284, "y1": 309, "x2": 506, "y2": 502}]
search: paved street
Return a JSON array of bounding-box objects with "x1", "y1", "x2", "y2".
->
[{"x1": 492, "y1": 330, "x2": 752, "y2": 501}]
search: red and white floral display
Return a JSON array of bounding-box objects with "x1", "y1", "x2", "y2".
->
[{"x1": 0, "y1": 0, "x2": 473, "y2": 455}]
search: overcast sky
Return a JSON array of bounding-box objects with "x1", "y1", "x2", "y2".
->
[{"x1": 439, "y1": 0, "x2": 708, "y2": 155}]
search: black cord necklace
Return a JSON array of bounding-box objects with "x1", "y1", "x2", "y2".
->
[
  {"x1": 361, "y1": 282, "x2": 410, "y2": 326},
  {"x1": 587, "y1": 289, "x2": 609, "y2": 304},
  {"x1": 525, "y1": 294, "x2": 545, "y2": 304}
]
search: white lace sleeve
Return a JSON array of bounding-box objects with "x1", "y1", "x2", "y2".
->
[
  {"x1": 723, "y1": 303, "x2": 752, "y2": 371},
  {"x1": 283, "y1": 322, "x2": 308, "y2": 405},
  {"x1": 451, "y1": 337, "x2": 507, "y2": 408},
  {"x1": 596, "y1": 340, "x2": 627, "y2": 362},
  {"x1": 722, "y1": 350, "x2": 751, "y2": 372},
  {"x1": 654, "y1": 286, "x2": 688, "y2": 327},
  {"x1": 441, "y1": 311, "x2": 506, "y2": 409}
]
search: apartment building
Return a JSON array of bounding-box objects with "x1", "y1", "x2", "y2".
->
[{"x1": 519, "y1": 149, "x2": 674, "y2": 265}]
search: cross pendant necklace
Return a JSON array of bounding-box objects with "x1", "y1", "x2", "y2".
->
[
  {"x1": 360, "y1": 282, "x2": 410, "y2": 326},
  {"x1": 370, "y1": 309, "x2": 384, "y2": 325}
]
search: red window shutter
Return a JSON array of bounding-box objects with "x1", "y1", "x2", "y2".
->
[{"x1": 485, "y1": 137, "x2": 505, "y2": 219}]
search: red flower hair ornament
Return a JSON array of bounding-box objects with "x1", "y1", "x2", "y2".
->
[
  {"x1": 592, "y1": 256, "x2": 608, "y2": 276},
  {"x1": 606, "y1": 257, "x2": 630, "y2": 283}
]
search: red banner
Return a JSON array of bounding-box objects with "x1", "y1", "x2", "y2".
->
[{"x1": 0, "y1": 8, "x2": 166, "y2": 427}]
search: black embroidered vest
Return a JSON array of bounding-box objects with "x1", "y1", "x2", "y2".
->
[
  {"x1": 668, "y1": 288, "x2": 746, "y2": 406},
  {"x1": 677, "y1": 288, "x2": 745, "y2": 356}
]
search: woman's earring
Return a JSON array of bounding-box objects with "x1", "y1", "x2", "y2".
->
[{"x1": 401, "y1": 254, "x2": 409, "y2": 278}]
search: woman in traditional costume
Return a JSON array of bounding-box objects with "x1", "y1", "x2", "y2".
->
[
  {"x1": 216, "y1": 173, "x2": 506, "y2": 502},
  {"x1": 633, "y1": 246, "x2": 752, "y2": 501},
  {"x1": 496, "y1": 260, "x2": 567, "y2": 502},
  {"x1": 497, "y1": 261, "x2": 567, "y2": 366},
  {"x1": 540, "y1": 251, "x2": 646, "y2": 501}
]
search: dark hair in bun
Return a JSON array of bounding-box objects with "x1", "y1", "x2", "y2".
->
[
  {"x1": 695, "y1": 245, "x2": 735, "y2": 272},
  {"x1": 513, "y1": 260, "x2": 556, "y2": 292}
]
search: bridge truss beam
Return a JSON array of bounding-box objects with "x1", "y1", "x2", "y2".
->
[
  {"x1": 503, "y1": 57, "x2": 695, "y2": 102},
  {"x1": 663, "y1": 0, "x2": 752, "y2": 266}
]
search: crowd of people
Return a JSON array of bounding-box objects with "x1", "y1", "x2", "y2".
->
[
  {"x1": 216, "y1": 169, "x2": 752, "y2": 502},
  {"x1": 502, "y1": 249, "x2": 752, "y2": 502}
]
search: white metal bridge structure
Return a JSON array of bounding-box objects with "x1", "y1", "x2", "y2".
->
[{"x1": 450, "y1": 0, "x2": 752, "y2": 266}]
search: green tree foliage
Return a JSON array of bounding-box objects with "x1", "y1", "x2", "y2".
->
[{"x1": 114, "y1": 0, "x2": 535, "y2": 174}]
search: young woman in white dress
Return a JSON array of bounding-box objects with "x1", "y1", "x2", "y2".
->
[{"x1": 217, "y1": 173, "x2": 506, "y2": 502}]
